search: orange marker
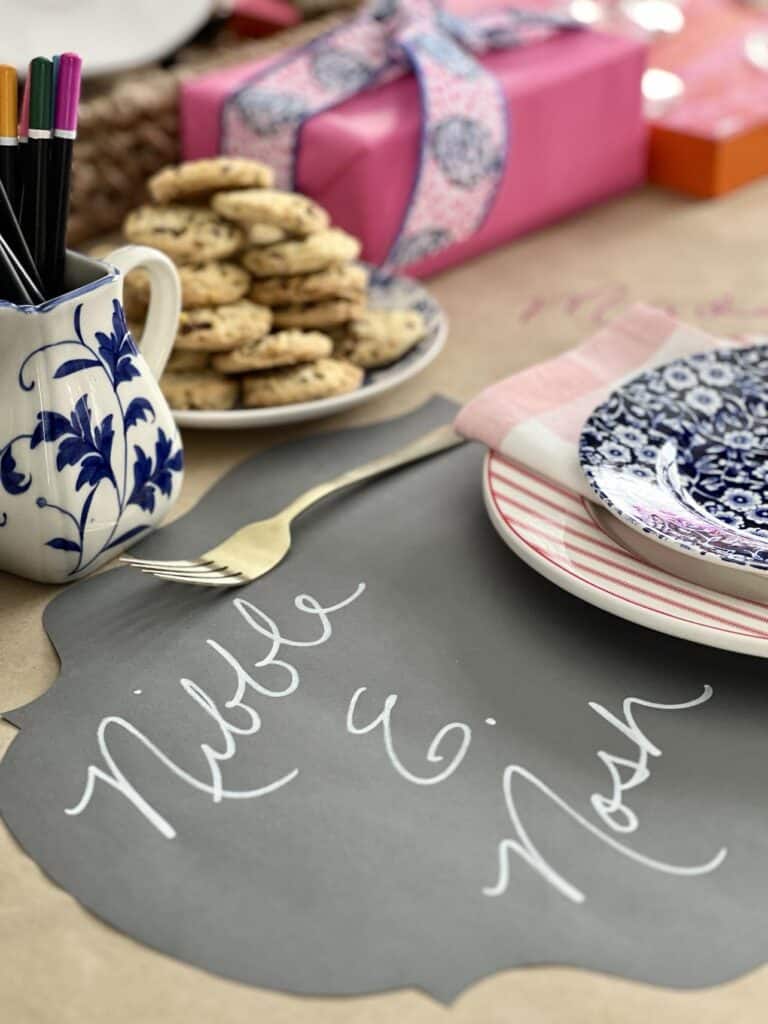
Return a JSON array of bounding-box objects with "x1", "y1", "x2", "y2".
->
[{"x1": 0, "y1": 65, "x2": 18, "y2": 213}]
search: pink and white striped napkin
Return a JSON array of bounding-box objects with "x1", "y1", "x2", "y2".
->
[{"x1": 454, "y1": 304, "x2": 733, "y2": 495}]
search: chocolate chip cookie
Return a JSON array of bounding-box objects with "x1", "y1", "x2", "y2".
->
[
  {"x1": 212, "y1": 330, "x2": 333, "y2": 374},
  {"x1": 242, "y1": 358, "x2": 363, "y2": 407},
  {"x1": 148, "y1": 156, "x2": 274, "y2": 204},
  {"x1": 174, "y1": 299, "x2": 272, "y2": 352},
  {"x1": 247, "y1": 224, "x2": 289, "y2": 247},
  {"x1": 124, "y1": 260, "x2": 251, "y2": 317},
  {"x1": 166, "y1": 349, "x2": 210, "y2": 372},
  {"x1": 161, "y1": 370, "x2": 240, "y2": 411},
  {"x1": 249, "y1": 264, "x2": 368, "y2": 306},
  {"x1": 241, "y1": 229, "x2": 361, "y2": 278},
  {"x1": 272, "y1": 298, "x2": 366, "y2": 330},
  {"x1": 124, "y1": 205, "x2": 244, "y2": 263},
  {"x1": 335, "y1": 309, "x2": 427, "y2": 368},
  {"x1": 212, "y1": 188, "x2": 329, "y2": 236}
]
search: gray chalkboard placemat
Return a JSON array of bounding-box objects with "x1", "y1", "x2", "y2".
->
[{"x1": 1, "y1": 396, "x2": 767, "y2": 1002}]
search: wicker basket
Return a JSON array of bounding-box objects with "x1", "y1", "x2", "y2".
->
[{"x1": 69, "y1": 11, "x2": 351, "y2": 245}]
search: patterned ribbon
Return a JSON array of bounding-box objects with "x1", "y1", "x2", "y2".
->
[{"x1": 221, "y1": 0, "x2": 581, "y2": 269}]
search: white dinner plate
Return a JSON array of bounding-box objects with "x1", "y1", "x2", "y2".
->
[
  {"x1": 173, "y1": 268, "x2": 447, "y2": 431},
  {"x1": 4, "y1": 0, "x2": 212, "y2": 78},
  {"x1": 483, "y1": 450, "x2": 768, "y2": 658}
]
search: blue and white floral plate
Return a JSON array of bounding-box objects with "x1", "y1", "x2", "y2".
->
[
  {"x1": 579, "y1": 345, "x2": 768, "y2": 600},
  {"x1": 173, "y1": 268, "x2": 446, "y2": 430}
]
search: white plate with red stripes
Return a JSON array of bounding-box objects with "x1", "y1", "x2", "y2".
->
[{"x1": 483, "y1": 450, "x2": 768, "y2": 657}]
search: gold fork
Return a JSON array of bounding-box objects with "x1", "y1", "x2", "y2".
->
[{"x1": 120, "y1": 423, "x2": 465, "y2": 587}]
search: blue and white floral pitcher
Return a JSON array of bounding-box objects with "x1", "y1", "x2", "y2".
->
[{"x1": 0, "y1": 246, "x2": 183, "y2": 584}]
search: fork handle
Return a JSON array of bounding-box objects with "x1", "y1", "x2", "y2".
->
[{"x1": 282, "y1": 423, "x2": 466, "y2": 522}]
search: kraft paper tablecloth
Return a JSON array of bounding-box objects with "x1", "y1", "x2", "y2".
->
[{"x1": 3, "y1": 180, "x2": 768, "y2": 1023}]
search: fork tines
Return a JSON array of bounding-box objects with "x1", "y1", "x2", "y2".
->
[{"x1": 119, "y1": 556, "x2": 247, "y2": 587}]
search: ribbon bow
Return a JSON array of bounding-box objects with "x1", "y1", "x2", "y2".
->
[{"x1": 222, "y1": 1, "x2": 580, "y2": 269}]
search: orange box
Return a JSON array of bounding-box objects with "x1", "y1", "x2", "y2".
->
[{"x1": 650, "y1": 122, "x2": 768, "y2": 198}]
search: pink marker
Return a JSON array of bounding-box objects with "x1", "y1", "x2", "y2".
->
[
  {"x1": 18, "y1": 74, "x2": 29, "y2": 141},
  {"x1": 16, "y1": 74, "x2": 30, "y2": 221},
  {"x1": 54, "y1": 52, "x2": 82, "y2": 140},
  {"x1": 48, "y1": 52, "x2": 82, "y2": 295}
]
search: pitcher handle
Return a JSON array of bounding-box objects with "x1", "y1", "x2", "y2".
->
[{"x1": 107, "y1": 244, "x2": 181, "y2": 381}]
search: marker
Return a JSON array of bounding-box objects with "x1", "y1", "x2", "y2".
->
[
  {"x1": 51, "y1": 55, "x2": 60, "y2": 126},
  {"x1": 0, "y1": 228, "x2": 33, "y2": 304},
  {"x1": 0, "y1": 220, "x2": 42, "y2": 303},
  {"x1": 17, "y1": 73, "x2": 29, "y2": 222},
  {"x1": 47, "y1": 52, "x2": 81, "y2": 296},
  {"x1": 0, "y1": 65, "x2": 18, "y2": 213},
  {"x1": 0, "y1": 177, "x2": 43, "y2": 302},
  {"x1": 25, "y1": 57, "x2": 52, "y2": 279},
  {"x1": 0, "y1": 69, "x2": 44, "y2": 300}
]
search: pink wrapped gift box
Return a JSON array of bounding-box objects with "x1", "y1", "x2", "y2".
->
[{"x1": 181, "y1": 21, "x2": 647, "y2": 278}]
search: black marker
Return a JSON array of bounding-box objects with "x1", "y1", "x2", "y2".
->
[{"x1": 24, "y1": 57, "x2": 52, "y2": 282}]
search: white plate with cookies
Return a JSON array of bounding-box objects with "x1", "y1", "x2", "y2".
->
[
  {"x1": 170, "y1": 268, "x2": 446, "y2": 429},
  {"x1": 119, "y1": 157, "x2": 447, "y2": 430}
]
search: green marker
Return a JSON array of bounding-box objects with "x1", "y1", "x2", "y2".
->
[{"x1": 23, "y1": 57, "x2": 52, "y2": 285}]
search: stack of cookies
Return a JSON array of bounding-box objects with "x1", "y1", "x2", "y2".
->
[{"x1": 120, "y1": 156, "x2": 427, "y2": 412}]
